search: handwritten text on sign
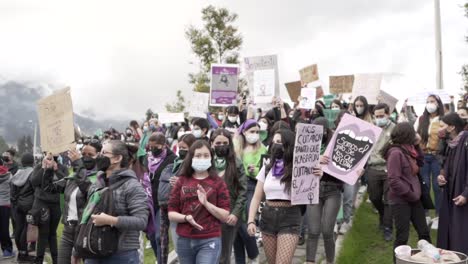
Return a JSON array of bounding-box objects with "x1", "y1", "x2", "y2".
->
[{"x1": 292, "y1": 124, "x2": 323, "y2": 205}]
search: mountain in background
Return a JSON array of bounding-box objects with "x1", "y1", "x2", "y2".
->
[{"x1": 0, "y1": 81, "x2": 128, "y2": 145}]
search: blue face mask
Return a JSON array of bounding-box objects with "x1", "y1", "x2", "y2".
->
[
  {"x1": 375, "y1": 117, "x2": 389, "y2": 127},
  {"x1": 192, "y1": 158, "x2": 212, "y2": 172}
]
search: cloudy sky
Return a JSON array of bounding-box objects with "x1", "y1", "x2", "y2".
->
[{"x1": 0, "y1": 0, "x2": 467, "y2": 119}]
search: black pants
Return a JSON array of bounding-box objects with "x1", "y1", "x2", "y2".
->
[
  {"x1": 0, "y1": 206, "x2": 13, "y2": 252},
  {"x1": 391, "y1": 201, "x2": 431, "y2": 261},
  {"x1": 13, "y1": 206, "x2": 29, "y2": 253},
  {"x1": 58, "y1": 224, "x2": 78, "y2": 264},
  {"x1": 367, "y1": 169, "x2": 392, "y2": 229},
  {"x1": 36, "y1": 203, "x2": 61, "y2": 262}
]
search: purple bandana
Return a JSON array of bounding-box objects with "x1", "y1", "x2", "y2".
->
[
  {"x1": 238, "y1": 119, "x2": 259, "y2": 134},
  {"x1": 272, "y1": 159, "x2": 285, "y2": 178},
  {"x1": 148, "y1": 148, "x2": 168, "y2": 174}
]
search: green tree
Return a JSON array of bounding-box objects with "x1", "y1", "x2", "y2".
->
[
  {"x1": 165, "y1": 90, "x2": 186, "y2": 113},
  {"x1": 186, "y1": 5, "x2": 243, "y2": 93},
  {"x1": 0, "y1": 136, "x2": 8, "y2": 154}
]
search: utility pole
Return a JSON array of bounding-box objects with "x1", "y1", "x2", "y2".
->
[{"x1": 434, "y1": 0, "x2": 444, "y2": 90}]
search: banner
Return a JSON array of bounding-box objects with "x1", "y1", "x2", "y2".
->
[
  {"x1": 378, "y1": 90, "x2": 399, "y2": 113},
  {"x1": 329, "y1": 75, "x2": 354, "y2": 94},
  {"x1": 37, "y1": 87, "x2": 75, "y2": 155},
  {"x1": 244, "y1": 55, "x2": 279, "y2": 104},
  {"x1": 299, "y1": 88, "x2": 316, "y2": 109},
  {"x1": 188, "y1": 92, "x2": 209, "y2": 118},
  {"x1": 299, "y1": 64, "x2": 319, "y2": 84},
  {"x1": 157, "y1": 113, "x2": 185, "y2": 124},
  {"x1": 291, "y1": 123, "x2": 323, "y2": 205},
  {"x1": 210, "y1": 64, "x2": 239, "y2": 106},
  {"x1": 351, "y1": 74, "x2": 382, "y2": 105},
  {"x1": 322, "y1": 114, "x2": 382, "y2": 185}
]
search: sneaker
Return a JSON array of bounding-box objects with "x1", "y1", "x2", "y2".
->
[
  {"x1": 426, "y1": 216, "x2": 432, "y2": 226},
  {"x1": 250, "y1": 257, "x2": 260, "y2": 264},
  {"x1": 3, "y1": 249, "x2": 15, "y2": 259},
  {"x1": 383, "y1": 228, "x2": 393, "y2": 242},
  {"x1": 431, "y1": 217, "x2": 439, "y2": 230},
  {"x1": 339, "y1": 222, "x2": 351, "y2": 234},
  {"x1": 334, "y1": 223, "x2": 340, "y2": 234},
  {"x1": 145, "y1": 241, "x2": 152, "y2": 249},
  {"x1": 298, "y1": 235, "x2": 305, "y2": 246},
  {"x1": 17, "y1": 254, "x2": 35, "y2": 262}
]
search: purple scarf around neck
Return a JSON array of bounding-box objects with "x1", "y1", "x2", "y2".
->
[
  {"x1": 272, "y1": 159, "x2": 285, "y2": 178},
  {"x1": 148, "y1": 148, "x2": 168, "y2": 173}
]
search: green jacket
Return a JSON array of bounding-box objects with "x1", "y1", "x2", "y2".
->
[{"x1": 217, "y1": 158, "x2": 247, "y2": 219}]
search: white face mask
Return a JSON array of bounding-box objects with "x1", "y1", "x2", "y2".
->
[
  {"x1": 177, "y1": 131, "x2": 185, "y2": 139},
  {"x1": 355, "y1": 107, "x2": 365, "y2": 115},
  {"x1": 228, "y1": 116, "x2": 238, "y2": 123},
  {"x1": 192, "y1": 129, "x2": 203, "y2": 139},
  {"x1": 192, "y1": 158, "x2": 212, "y2": 172},
  {"x1": 218, "y1": 114, "x2": 224, "y2": 121},
  {"x1": 332, "y1": 106, "x2": 340, "y2": 111},
  {"x1": 259, "y1": 122, "x2": 268, "y2": 131},
  {"x1": 426, "y1": 103, "x2": 438, "y2": 114},
  {"x1": 246, "y1": 134, "x2": 260, "y2": 144}
]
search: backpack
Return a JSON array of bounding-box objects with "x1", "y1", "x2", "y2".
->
[
  {"x1": 158, "y1": 164, "x2": 174, "y2": 206},
  {"x1": 74, "y1": 179, "x2": 127, "y2": 259}
]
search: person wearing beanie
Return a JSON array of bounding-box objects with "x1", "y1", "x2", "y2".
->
[
  {"x1": 0, "y1": 156, "x2": 15, "y2": 258},
  {"x1": 10, "y1": 153, "x2": 35, "y2": 261}
]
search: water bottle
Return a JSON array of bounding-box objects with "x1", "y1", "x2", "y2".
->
[{"x1": 417, "y1": 239, "x2": 441, "y2": 261}]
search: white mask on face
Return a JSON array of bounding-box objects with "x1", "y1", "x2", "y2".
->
[
  {"x1": 218, "y1": 114, "x2": 224, "y2": 121},
  {"x1": 192, "y1": 158, "x2": 212, "y2": 172},
  {"x1": 332, "y1": 106, "x2": 340, "y2": 111},
  {"x1": 192, "y1": 129, "x2": 203, "y2": 139},
  {"x1": 246, "y1": 134, "x2": 260, "y2": 144},
  {"x1": 355, "y1": 107, "x2": 365, "y2": 115},
  {"x1": 177, "y1": 131, "x2": 185, "y2": 139},
  {"x1": 426, "y1": 103, "x2": 438, "y2": 114},
  {"x1": 259, "y1": 122, "x2": 268, "y2": 131},
  {"x1": 228, "y1": 116, "x2": 238, "y2": 123}
]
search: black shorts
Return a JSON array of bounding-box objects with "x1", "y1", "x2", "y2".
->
[{"x1": 259, "y1": 205, "x2": 302, "y2": 236}]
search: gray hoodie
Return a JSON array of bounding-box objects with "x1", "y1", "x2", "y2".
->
[
  {"x1": 0, "y1": 170, "x2": 12, "y2": 206},
  {"x1": 11, "y1": 167, "x2": 34, "y2": 187}
]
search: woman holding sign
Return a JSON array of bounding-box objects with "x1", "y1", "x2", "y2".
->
[{"x1": 247, "y1": 129, "x2": 323, "y2": 264}]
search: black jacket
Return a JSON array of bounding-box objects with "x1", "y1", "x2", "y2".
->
[{"x1": 30, "y1": 164, "x2": 68, "y2": 204}]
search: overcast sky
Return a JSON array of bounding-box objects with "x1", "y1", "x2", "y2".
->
[{"x1": 0, "y1": 0, "x2": 467, "y2": 119}]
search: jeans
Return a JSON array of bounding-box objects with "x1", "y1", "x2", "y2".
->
[
  {"x1": 13, "y1": 206, "x2": 28, "y2": 254},
  {"x1": 367, "y1": 169, "x2": 392, "y2": 230},
  {"x1": 85, "y1": 250, "x2": 139, "y2": 264},
  {"x1": 220, "y1": 223, "x2": 240, "y2": 264},
  {"x1": 391, "y1": 202, "x2": 431, "y2": 262},
  {"x1": 58, "y1": 224, "x2": 78, "y2": 264},
  {"x1": 170, "y1": 222, "x2": 179, "y2": 252},
  {"x1": 342, "y1": 182, "x2": 360, "y2": 223},
  {"x1": 306, "y1": 183, "x2": 342, "y2": 263},
  {"x1": 149, "y1": 207, "x2": 162, "y2": 264},
  {"x1": 36, "y1": 203, "x2": 61, "y2": 262},
  {"x1": 233, "y1": 179, "x2": 259, "y2": 263},
  {"x1": 177, "y1": 237, "x2": 221, "y2": 264},
  {"x1": 299, "y1": 212, "x2": 308, "y2": 238},
  {"x1": 0, "y1": 206, "x2": 13, "y2": 252},
  {"x1": 421, "y1": 154, "x2": 441, "y2": 214}
]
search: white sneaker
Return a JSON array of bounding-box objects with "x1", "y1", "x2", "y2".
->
[
  {"x1": 250, "y1": 257, "x2": 260, "y2": 264},
  {"x1": 339, "y1": 222, "x2": 351, "y2": 234},
  {"x1": 334, "y1": 223, "x2": 340, "y2": 234},
  {"x1": 146, "y1": 241, "x2": 152, "y2": 249},
  {"x1": 431, "y1": 217, "x2": 439, "y2": 230},
  {"x1": 426, "y1": 216, "x2": 432, "y2": 226}
]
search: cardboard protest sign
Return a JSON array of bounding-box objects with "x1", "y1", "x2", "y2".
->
[
  {"x1": 299, "y1": 64, "x2": 319, "y2": 84},
  {"x1": 292, "y1": 123, "x2": 323, "y2": 205},
  {"x1": 188, "y1": 92, "x2": 209, "y2": 118},
  {"x1": 407, "y1": 90, "x2": 451, "y2": 105},
  {"x1": 329, "y1": 75, "x2": 354, "y2": 94},
  {"x1": 157, "y1": 113, "x2": 185, "y2": 124},
  {"x1": 299, "y1": 88, "x2": 316, "y2": 109},
  {"x1": 285, "y1": 81, "x2": 302, "y2": 103},
  {"x1": 378, "y1": 90, "x2": 399, "y2": 113},
  {"x1": 244, "y1": 55, "x2": 279, "y2": 104},
  {"x1": 37, "y1": 87, "x2": 76, "y2": 155},
  {"x1": 322, "y1": 114, "x2": 382, "y2": 185},
  {"x1": 323, "y1": 109, "x2": 340, "y2": 129},
  {"x1": 351, "y1": 74, "x2": 382, "y2": 105},
  {"x1": 210, "y1": 64, "x2": 239, "y2": 106}
]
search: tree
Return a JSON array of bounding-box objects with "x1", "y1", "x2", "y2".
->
[
  {"x1": 186, "y1": 5, "x2": 243, "y2": 93},
  {"x1": 17, "y1": 136, "x2": 26, "y2": 157},
  {"x1": 165, "y1": 90, "x2": 186, "y2": 113},
  {"x1": 0, "y1": 136, "x2": 8, "y2": 155}
]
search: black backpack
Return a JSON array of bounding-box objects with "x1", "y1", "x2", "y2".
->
[{"x1": 74, "y1": 179, "x2": 127, "y2": 259}]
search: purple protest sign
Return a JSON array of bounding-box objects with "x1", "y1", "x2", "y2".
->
[
  {"x1": 291, "y1": 123, "x2": 323, "y2": 205},
  {"x1": 322, "y1": 114, "x2": 382, "y2": 185},
  {"x1": 210, "y1": 64, "x2": 239, "y2": 106}
]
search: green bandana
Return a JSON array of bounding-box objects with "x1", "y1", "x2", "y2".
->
[
  {"x1": 260, "y1": 131, "x2": 268, "y2": 142},
  {"x1": 172, "y1": 158, "x2": 184, "y2": 174},
  {"x1": 214, "y1": 157, "x2": 227, "y2": 172}
]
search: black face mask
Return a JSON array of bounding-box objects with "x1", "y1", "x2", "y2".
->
[
  {"x1": 151, "y1": 148, "x2": 163, "y2": 157},
  {"x1": 96, "y1": 155, "x2": 111, "y2": 172},
  {"x1": 271, "y1": 143, "x2": 284, "y2": 159},
  {"x1": 82, "y1": 156, "x2": 96, "y2": 170},
  {"x1": 214, "y1": 145, "x2": 230, "y2": 158},
  {"x1": 2, "y1": 156, "x2": 10, "y2": 163},
  {"x1": 178, "y1": 150, "x2": 188, "y2": 160}
]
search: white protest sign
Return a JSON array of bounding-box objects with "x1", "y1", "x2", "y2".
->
[
  {"x1": 244, "y1": 55, "x2": 279, "y2": 104},
  {"x1": 407, "y1": 90, "x2": 452, "y2": 105},
  {"x1": 37, "y1": 87, "x2": 76, "y2": 155},
  {"x1": 378, "y1": 90, "x2": 399, "y2": 113},
  {"x1": 299, "y1": 88, "x2": 316, "y2": 109},
  {"x1": 188, "y1": 92, "x2": 209, "y2": 118},
  {"x1": 291, "y1": 123, "x2": 323, "y2": 205},
  {"x1": 157, "y1": 113, "x2": 185, "y2": 124},
  {"x1": 352, "y1": 74, "x2": 382, "y2": 105}
]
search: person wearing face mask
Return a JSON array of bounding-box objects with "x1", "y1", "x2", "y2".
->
[
  {"x1": 382, "y1": 123, "x2": 432, "y2": 263},
  {"x1": 216, "y1": 111, "x2": 225, "y2": 126},
  {"x1": 0, "y1": 156, "x2": 14, "y2": 259},
  {"x1": 29, "y1": 153, "x2": 69, "y2": 264},
  {"x1": 56, "y1": 141, "x2": 102, "y2": 264},
  {"x1": 233, "y1": 119, "x2": 267, "y2": 264},
  {"x1": 222, "y1": 106, "x2": 242, "y2": 134},
  {"x1": 436, "y1": 113, "x2": 468, "y2": 255},
  {"x1": 129, "y1": 120, "x2": 142, "y2": 142},
  {"x1": 366, "y1": 103, "x2": 396, "y2": 242},
  {"x1": 210, "y1": 129, "x2": 247, "y2": 264},
  {"x1": 142, "y1": 133, "x2": 177, "y2": 264},
  {"x1": 2, "y1": 149, "x2": 19, "y2": 175},
  {"x1": 330, "y1": 99, "x2": 344, "y2": 111},
  {"x1": 168, "y1": 140, "x2": 230, "y2": 264},
  {"x1": 82, "y1": 140, "x2": 149, "y2": 263},
  {"x1": 415, "y1": 95, "x2": 445, "y2": 228},
  {"x1": 192, "y1": 118, "x2": 211, "y2": 141},
  {"x1": 457, "y1": 107, "x2": 468, "y2": 130},
  {"x1": 258, "y1": 117, "x2": 272, "y2": 146},
  {"x1": 353, "y1": 96, "x2": 373, "y2": 123}
]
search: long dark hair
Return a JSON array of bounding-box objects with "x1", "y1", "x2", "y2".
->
[
  {"x1": 266, "y1": 129, "x2": 295, "y2": 193},
  {"x1": 210, "y1": 129, "x2": 241, "y2": 194},
  {"x1": 178, "y1": 140, "x2": 217, "y2": 178},
  {"x1": 417, "y1": 95, "x2": 444, "y2": 144},
  {"x1": 381, "y1": 122, "x2": 416, "y2": 158},
  {"x1": 312, "y1": 117, "x2": 333, "y2": 146},
  {"x1": 353, "y1": 96, "x2": 372, "y2": 120}
]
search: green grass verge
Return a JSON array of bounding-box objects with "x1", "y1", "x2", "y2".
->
[{"x1": 336, "y1": 201, "x2": 437, "y2": 264}]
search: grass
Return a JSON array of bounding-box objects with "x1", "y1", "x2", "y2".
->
[{"x1": 336, "y1": 200, "x2": 437, "y2": 264}]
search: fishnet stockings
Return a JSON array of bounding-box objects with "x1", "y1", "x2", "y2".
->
[{"x1": 262, "y1": 233, "x2": 299, "y2": 264}]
